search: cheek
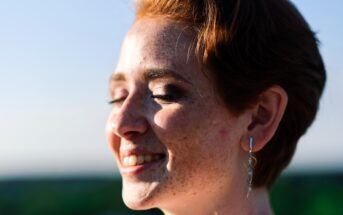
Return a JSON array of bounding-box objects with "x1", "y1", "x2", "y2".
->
[
  {"x1": 152, "y1": 106, "x2": 188, "y2": 134},
  {"x1": 152, "y1": 106, "x2": 203, "y2": 152},
  {"x1": 153, "y1": 105, "x2": 229, "y2": 141},
  {"x1": 148, "y1": 105, "x2": 241, "y2": 195},
  {"x1": 219, "y1": 128, "x2": 231, "y2": 141},
  {"x1": 151, "y1": 106, "x2": 232, "y2": 160}
]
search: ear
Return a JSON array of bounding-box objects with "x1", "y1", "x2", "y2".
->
[{"x1": 241, "y1": 85, "x2": 288, "y2": 152}]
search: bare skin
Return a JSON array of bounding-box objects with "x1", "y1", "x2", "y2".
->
[{"x1": 106, "y1": 18, "x2": 286, "y2": 215}]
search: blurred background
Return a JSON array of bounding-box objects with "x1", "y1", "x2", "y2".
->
[{"x1": 0, "y1": 0, "x2": 342, "y2": 214}]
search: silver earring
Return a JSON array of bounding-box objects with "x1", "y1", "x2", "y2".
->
[{"x1": 246, "y1": 136, "x2": 257, "y2": 199}]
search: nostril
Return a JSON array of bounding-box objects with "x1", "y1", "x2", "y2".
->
[{"x1": 123, "y1": 131, "x2": 142, "y2": 140}]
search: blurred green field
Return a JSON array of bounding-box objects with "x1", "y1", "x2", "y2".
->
[{"x1": 0, "y1": 172, "x2": 342, "y2": 215}]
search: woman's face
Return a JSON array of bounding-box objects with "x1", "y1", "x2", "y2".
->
[{"x1": 106, "y1": 18, "x2": 248, "y2": 210}]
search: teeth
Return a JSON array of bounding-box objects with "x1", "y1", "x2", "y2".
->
[
  {"x1": 144, "y1": 155, "x2": 152, "y2": 163},
  {"x1": 153, "y1": 154, "x2": 160, "y2": 160},
  {"x1": 123, "y1": 156, "x2": 129, "y2": 166},
  {"x1": 128, "y1": 155, "x2": 137, "y2": 166},
  {"x1": 122, "y1": 154, "x2": 163, "y2": 167},
  {"x1": 137, "y1": 155, "x2": 144, "y2": 165}
]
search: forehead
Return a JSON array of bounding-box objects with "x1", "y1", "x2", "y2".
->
[
  {"x1": 115, "y1": 18, "x2": 197, "y2": 76},
  {"x1": 128, "y1": 18, "x2": 193, "y2": 49}
]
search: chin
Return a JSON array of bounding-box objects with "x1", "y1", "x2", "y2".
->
[
  {"x1": 123, "y1": 196, "x2": 153, "y2": 211},
  {"x1": 121, "y1": 179, "x2": 162, "y2": 210}
]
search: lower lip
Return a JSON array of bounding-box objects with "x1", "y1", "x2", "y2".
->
[{"x1": 120, "y1": 158, "x2": 165, "y2": 176}]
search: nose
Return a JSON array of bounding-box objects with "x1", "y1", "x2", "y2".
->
[{"x1": 108, "y1": 95, "x2": 149, "y2": 140}]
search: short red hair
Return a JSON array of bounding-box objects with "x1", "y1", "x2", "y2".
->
[{"x1": 135, "y1": 0, "x2": 326, "y2": 188}]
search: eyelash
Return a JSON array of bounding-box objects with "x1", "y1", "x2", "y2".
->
[
  {"x1": 108, "y1": 94, "x2": 178, "y2": 105},
  {"x1": 108, "y1": 85, "x2": 184, "y2": 105},
  {"x1": 151, "y1": 94, "x2": 178, "y2": 102},
  {"x1": 108, "y1": 97, "x2": 125, "y2": 105},
  {"x1": 151, "y1": 84, "x2": 184, "y2": 103}
]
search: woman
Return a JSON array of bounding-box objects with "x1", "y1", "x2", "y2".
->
[{"x1": 106, "y1": 0, "x2": 326, "y2": 214}]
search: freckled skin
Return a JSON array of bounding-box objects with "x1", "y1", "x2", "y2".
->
[
  {"x1": 219, "y1": 128, "x2": 230, "y2": 140},
  {"x1": 106, "y1": 18, "x2": 251, "y2": 214}
]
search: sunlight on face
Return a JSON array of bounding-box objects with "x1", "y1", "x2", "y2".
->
[{"x1": 106, "y1": 18, "x2": 247, "y2": 211}]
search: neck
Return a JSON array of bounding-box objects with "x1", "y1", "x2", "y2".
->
[
  {"x1": 161, "y1": 187, "x2": 273, "y2": 215},
  {"x1": 248, "y1": 188, "x2": 274, "y2": 215}
]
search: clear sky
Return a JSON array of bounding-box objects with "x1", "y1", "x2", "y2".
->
[{"x1": 0, "y1": 0, "x2": 342, "y2": 179}]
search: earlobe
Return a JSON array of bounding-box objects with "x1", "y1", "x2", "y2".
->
[{"x1": 241, "y1": 85, "x2": 288, "y2": 152}]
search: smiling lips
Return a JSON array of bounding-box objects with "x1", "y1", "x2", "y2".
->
[{"x1": 122, "y1": 154, "x2": 164, "y2": 167}]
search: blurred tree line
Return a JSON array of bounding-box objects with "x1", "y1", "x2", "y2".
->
[{"x1": 0, "y1": 173, "x2": 342, "y2": 215}]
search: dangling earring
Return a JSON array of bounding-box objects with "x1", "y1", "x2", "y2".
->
[{"x1": 246, "y1": 136, "x2": 257, "y2": 199}]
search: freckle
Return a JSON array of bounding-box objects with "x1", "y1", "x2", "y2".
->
[{"x1": 219, "y1": 128, "x2": 228, "y2": 139}]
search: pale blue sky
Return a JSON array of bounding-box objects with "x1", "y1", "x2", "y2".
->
[{"x1": 0, "y1": 0, "x2": 342, "y2": 179}]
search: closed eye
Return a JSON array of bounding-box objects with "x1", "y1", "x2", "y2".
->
[
  {"x1": 108, "y1": 88, "x2": 128, "y2": 106},
  {"x1": 151, "y1": 84, "x2": 185, "y2": 103},
  {"x1": 108, "y1": 97, "x2": 126, "y2": 105},
  {"x1": 151, "y1": 94, "x2": 178, "y2": 102}
]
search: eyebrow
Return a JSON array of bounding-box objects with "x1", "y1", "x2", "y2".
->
[
  {"x1": 110, "y1": 69, "x2": 192, "y2": 85},
  {"x1": 110, "y1": 73, "x2": 126, "y2": 82},
  {"x1": 143, "y1": 68, "x2": 192, "y2": 85}
]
